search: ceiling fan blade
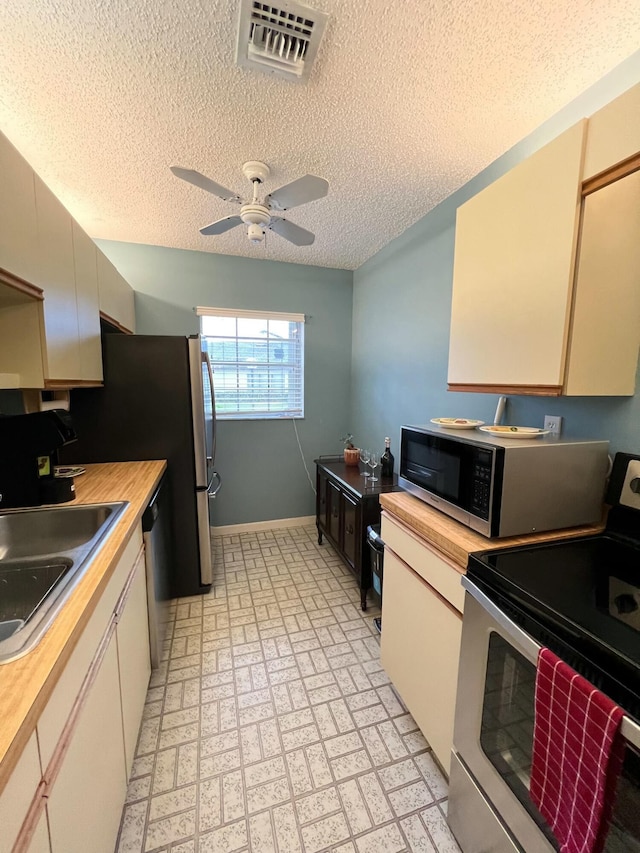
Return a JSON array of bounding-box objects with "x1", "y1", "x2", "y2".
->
[
  {"x1": 200, "y1": 216, "x2": 243, "y2": 236},
  {"x1": 269, "y1": 217, "x2": 315, "y2": 246},
  {"x1": 170, "y1": 166, "x2": 241, "y2": 203},
  {"x1": 267, "y1": 175, "x2": 329, "y2": 211}
]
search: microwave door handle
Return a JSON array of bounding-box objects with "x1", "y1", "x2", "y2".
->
[{"x1": 463, "y1": 577, "x2": 640, "y2": 751}]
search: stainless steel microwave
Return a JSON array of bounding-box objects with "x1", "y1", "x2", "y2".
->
[{"x1": 399, "y1": 425, "x2": 609, "y2": 537}]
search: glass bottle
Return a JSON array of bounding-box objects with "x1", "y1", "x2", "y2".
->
[{"x1": 381, "y1": 436, "x2": 394, "y2": 477}]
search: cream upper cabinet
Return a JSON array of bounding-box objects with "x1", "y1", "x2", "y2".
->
[
  {"x1": 448, "y1": 83, "x2": 640, "y2": 398},
  {"x1": 0, "y1": 133, "x2": 39, "y2": 286},
  {"x1": 71, "y1": 221, "x2": 103, "y2": 382},
  {"x1": 34, "y1": 175, "x2": 81, "y2": 383},
  {"x1": 564, "y1": 170, "x2": 640, "y2": 395},
  {"x1": 97, "y1": 252, "x2": 136, "y2": 333},
  {"x1": 0, "y1": 127, "x2": 138, "y2": 388},
  {"x1": 448, "y1": 121, "x2": 587, "y2": 395},
  {"x1": 583, "y1": 83, "x2": 640, "y2": 180}
]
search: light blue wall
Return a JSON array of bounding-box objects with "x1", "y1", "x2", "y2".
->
[
  {"x1": 351, "y1": 53, "x2": 640, "y2": 461},
  {"x1": 96, "y1": 241, "x2": 353, "y2": 527}
]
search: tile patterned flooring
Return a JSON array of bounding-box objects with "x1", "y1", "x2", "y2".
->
[{"x1": 116, "y1": 525, "x2": 462, "y2": 853}]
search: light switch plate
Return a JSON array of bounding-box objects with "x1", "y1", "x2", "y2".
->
[{"x1": 619, "y1": 459, "x2": 640, "y2": 510}]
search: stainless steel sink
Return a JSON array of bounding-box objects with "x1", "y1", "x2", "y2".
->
[{"x1": 0, "y1": 502, "x2": 128, "y2": 663}]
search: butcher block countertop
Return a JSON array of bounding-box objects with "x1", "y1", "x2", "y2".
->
[
  {"x1": 379, "y1": 491, "x2": 605, "y2": 569},
  {"x1": 0, "y1": 460, "x2": 166, "y2": 795}
]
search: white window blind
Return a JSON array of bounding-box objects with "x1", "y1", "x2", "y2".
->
[{"x1": 198, "y1": 307, "x2": 305, "y2": 420}]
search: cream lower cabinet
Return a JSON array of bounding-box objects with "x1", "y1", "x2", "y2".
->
[
  {"x1": 0, "y1": 734, "x2": 49, "y2": 853},
  {"x1": 116, "y1": 550, "x2": 152, "y2": 778},
  {"x1": 380, "y1": 514, "x2": 463, "y2": 776},
  {"x1": 46, "y1": 633, "x2": 126, "y2": 853},
  {"x1": 4, "y1": 527, "x2": 151, "y2": 853}
]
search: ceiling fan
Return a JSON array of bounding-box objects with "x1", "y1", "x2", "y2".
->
[{"x1": 169, "y1": 161, "x2": 329, "y2": 246}]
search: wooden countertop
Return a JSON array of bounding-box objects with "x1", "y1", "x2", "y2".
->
[
  {"x1": 379, "y1": 491, "x2": 605, "y2": 569},
  {"x1": 0, "y1": 460, "x2": 166, "y2": 795}
]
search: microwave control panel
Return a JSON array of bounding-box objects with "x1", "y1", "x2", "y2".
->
[{"x1": 471, "y1": 450, "x2": 493, "y2": 519}]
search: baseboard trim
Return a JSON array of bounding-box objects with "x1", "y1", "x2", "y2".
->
[{"x1": 211, "y1": 515, "x2": 316, "y2": 535}]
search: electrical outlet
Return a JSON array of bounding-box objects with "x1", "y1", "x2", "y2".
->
[{"x1": 544, "y1": 415, "x2": 563, "y2": 437}]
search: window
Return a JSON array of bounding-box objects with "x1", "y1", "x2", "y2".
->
[{"x1": 198, "y1": 307, "x2": 305, "y2": 420}]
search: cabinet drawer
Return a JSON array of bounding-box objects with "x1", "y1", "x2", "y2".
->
[
  {"x1": 37, "y1": 526, "x2": 143, "y2": 768},
  {"x1": 381, "y1": 549, "x2": 463, "y2": 775},
  {"x1": 381, "y1": 513, "x2": 465, "y2": 613}
]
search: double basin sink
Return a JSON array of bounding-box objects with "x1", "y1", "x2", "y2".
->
[{"x1": 0, "y1": 502, "x2": 128, "y2": 664}]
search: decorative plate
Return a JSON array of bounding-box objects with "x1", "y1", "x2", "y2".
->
[
  {"x1": 430, "y1": 418, "x2": 485, "y2": 429},
  {"x1": 478, "y1": 426, "x2": 549, "y2": 439}
]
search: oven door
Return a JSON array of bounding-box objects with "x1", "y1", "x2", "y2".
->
[{"x1": 449, "y1": 579, "x2": 640, "y2": 853}]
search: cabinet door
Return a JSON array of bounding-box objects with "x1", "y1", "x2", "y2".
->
[
  {"x1": 583, "y1": 83, "x2": 640, "y2": 180},
  {"x1": 116, "y1": 550, "x2": 151, "y2": 778},
  {"x1": 71, "y1": 221, "x2": 103, "y2": 382},
  {"x1": 96, "y1": 251, "x2": 135, "y2": 333},
  {"x1": 448, "y1": 121, "x2": 586, "y2": 393},
  {"x1": 328, "y1": 481, "x2": 341, "y2": 544},
  {"x1": 0, "y1": 732, "x2": 43, "y2": 853},
  {"x1": 34, "y1": 176, "x2": 81, "y2": 382},
  {"x1": 564, "y1": 170, "x2": 640, "y2": 396},
  {"x1": 342, "y1": 491, "x2": 357, "y2": 570},
  {"x1": 0, "y1": 132, "x2": 39, "y2": 285},
  {"x1": 46, "y1": 633, "x2": 127, "y2": 853},
  {"x1": 316, "y1": 468, "x2": 329, "y2": 532},
  {"x1": 381, "y1": 549, "x2": 462, "y2": 775}
]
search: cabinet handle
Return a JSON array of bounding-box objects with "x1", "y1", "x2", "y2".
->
[{"x1": 346, "y1": 523, "x2": 354, "y2": 535}]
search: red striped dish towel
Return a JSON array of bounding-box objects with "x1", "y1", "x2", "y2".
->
[{"x1": 530, "y1": 648, "x2": 626, "y2": 853}]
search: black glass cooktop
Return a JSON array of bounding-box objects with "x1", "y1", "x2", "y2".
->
[{"x1": 468, "y1": 530, "x2": 640, "y2": 721}]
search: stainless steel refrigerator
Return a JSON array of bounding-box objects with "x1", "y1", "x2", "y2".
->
[{"x1": 61, "y1": 334, "x2": 220, "y2": 598}]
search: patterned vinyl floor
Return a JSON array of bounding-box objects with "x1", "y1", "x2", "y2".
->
[{"x1": 115, "y1": 525, "x2": 462, "y2": 853}]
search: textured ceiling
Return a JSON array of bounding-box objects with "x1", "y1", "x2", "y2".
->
[{"x1": 0, "y1": 1, "x2": 639, "y2": 271}]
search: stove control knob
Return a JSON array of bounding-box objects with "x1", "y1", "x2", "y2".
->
[{"x1": 630, "y1": 477, "x2": 640, "y2": 495}]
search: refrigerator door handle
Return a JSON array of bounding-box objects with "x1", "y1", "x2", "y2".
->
[
  {"x1": 189, "y1": 337, "x2": 208, "y2": 489},
  {"x1": 202, "y1": 350, "x2": 217, "y2": 467},
  {"x1": 208, "y1": 470, "x2": 222, "y2": 498}
]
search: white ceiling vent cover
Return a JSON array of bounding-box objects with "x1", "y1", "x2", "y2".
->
[{"x1": 236, "y1": 0, "x2": 328, "y2": 82}]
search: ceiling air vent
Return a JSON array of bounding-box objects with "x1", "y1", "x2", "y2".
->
[{"x1": 236, "y1": 0, "x2": 328, "y2": 82}]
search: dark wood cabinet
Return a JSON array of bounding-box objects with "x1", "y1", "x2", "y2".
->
[{"x1": 315, "y1": 457, "x2": 399, "y2": 610}]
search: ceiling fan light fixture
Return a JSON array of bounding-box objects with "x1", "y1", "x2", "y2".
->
[
  {"x1": 171, "y1": 160, "x2": 328, "y2": 247},
  {"x1": 247, "y1": 223, "x2": 265, "y2": 243}
]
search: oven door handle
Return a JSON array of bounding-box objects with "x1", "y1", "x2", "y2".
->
[{"x1": 462, "y1": 576, "x2": 640, "y2": 752}]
